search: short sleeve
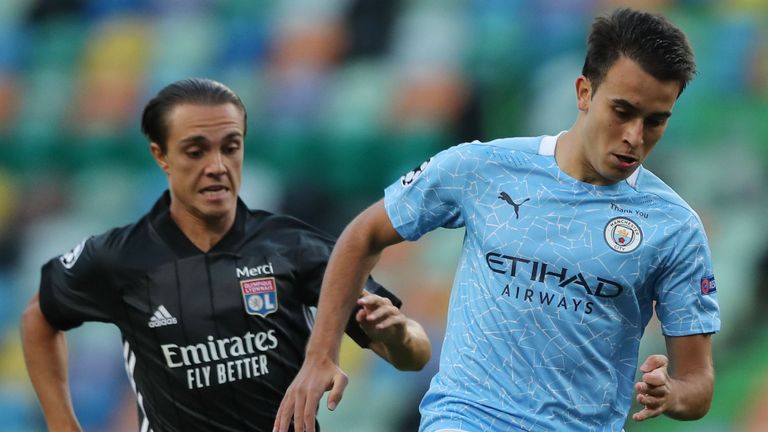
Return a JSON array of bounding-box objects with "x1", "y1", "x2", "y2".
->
[
  {"x1": 384, "y1": 144, "x2": 471, "y2": 241},
  {"x1": 654, "y1": 215, "x2": 721, "y2": 336},
  {"x1": 38, "y1": 235, "x2": 117, "y2": 330}
]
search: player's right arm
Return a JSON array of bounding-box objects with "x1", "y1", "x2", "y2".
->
[
  {"x1": 20, "y1": 293, "x2": 82, "y2": 432},
  {"x1": 275, "y1": 199, "x2": 404, "y2": 432}
]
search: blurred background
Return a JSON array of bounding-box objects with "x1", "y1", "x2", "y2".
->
[{"x1": 0, "y1": 0, "x2": 766, "y2": 431}]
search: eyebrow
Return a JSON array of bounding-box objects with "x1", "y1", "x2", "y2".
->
[
  {"x1": 178, "y1": 132, "x2": 244, "y2": 147},
  {"x1": 611, "y1": 98, "x2": 672, "y2": 119}
]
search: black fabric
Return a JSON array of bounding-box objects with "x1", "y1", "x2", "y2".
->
[{"x1": 39, "y1": 191, "x2": 400, "y2": 432}]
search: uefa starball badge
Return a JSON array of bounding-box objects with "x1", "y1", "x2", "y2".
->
[{"x1": 241, "y1": 277, "x2": 278, "y2": 317}]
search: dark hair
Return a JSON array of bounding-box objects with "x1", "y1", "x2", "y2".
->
[
  {"x1": 141, "y1": 78, "x2": 247, "y2": 153},
  {"x1": 582, "y1": 8, "x2": 696, "y2": 97}
]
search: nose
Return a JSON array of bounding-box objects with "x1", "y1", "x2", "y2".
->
[
  {"x1": 624, "y1": 118, "x2": 644, "y2": 148},
  {"x1": 205, "y1": 152, "x2": 227, "y2": 176}
]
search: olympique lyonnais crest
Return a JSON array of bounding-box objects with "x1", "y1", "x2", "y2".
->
[
  {"x1": 604, "y1": 217, "x2": 642, "y2": 253},
  {"x1": 241, "y1": 277, "x2": 278, "y2": 317}
]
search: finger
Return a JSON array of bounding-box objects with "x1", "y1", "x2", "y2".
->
[
  {"x1": 639, "y1": 354, "x2": 668, "y2": 373},
  {"x1": 636, "y1": 393, "x2": 663, "y2": 410},
  {"x1": 293, "y1": 391, "x2": 307, "y2": 432},
  {"x1": 632, "y1": 406, "x2": 662, "y2": 422},
  {"x1": 274, "y1": 389, "x2": 294, "y2": 432},
  {"x1": 368, "y1": 304, "x2": 401, "y2": 322},
  {"x1": 634, "y1": 381, "x2": 648, "y2": 394},
  {"x1": 302, "y1": 397, "x2": 317, "y2": 432},
  {"x1": 374, "y1": 314, "x2": 405, "y2": 330},
  {"x1": 326, "y1": 371, "x2": 349, "y2": 412},
  {"x1": 641, "y1": 369, "x2": 668, "y2": 387},
  {"x1": 355, "y1": 308, "x2": 367, "y2": 324}
]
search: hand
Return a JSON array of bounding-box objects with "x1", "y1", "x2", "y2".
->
[
  {"x1": 273, "y1": 356, "x2": 348, "y2": 432},
  {"x1": 356, "y1": 293, "x2": 407, "y2": 346},
  {"x1": 632, "y1": 354, "x2": 672, "y2": 421}
]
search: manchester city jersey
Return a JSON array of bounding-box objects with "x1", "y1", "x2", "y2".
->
[{"x1": 384, "y1": 135, "x2": 720, "y2": 431}]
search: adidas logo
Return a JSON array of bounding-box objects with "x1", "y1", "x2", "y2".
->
[{"x1": 148, "y1": 305, "x2": 178, "y2": 328}]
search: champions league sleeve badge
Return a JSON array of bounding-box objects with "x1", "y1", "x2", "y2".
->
[
  {"x1": 241, "y1": 277, "x2": 279, "y2": 317},
  {"x1": 604, "y1": 217, "x2": 643, "y2": 253}
]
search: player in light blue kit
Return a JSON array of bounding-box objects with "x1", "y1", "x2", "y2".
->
[{"x1": 275, "y1": 8, "x2": 720, "y2": 432}]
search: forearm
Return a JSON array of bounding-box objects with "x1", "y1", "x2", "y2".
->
[
  {"x1": 306, "y1": 219, "x2": 385, "y2": 361},
  {"x1": 371, "y1": 319, "x2": 431, "y2": 371},
  {"x1": 20, "y1": 295, "x2": 81, "y2": 431},
  {"x1": 665, "y1": 367, "x2": 714, "y2": 420}
]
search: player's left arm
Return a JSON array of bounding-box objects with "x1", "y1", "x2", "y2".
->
[
  {"x1": 633, "y1": 333, "x2": 714, "y2": 421},
  {"x1": 355, "y1": 292, "x2": 431, "y2": 371}
]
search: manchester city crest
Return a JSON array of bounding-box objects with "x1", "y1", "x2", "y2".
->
[
  {"x1": 604, "y1": 217, "x2": 642, "y2": 253},
  {"x1": 241, "y1": 277, "x2": 278, "y2": 317}
]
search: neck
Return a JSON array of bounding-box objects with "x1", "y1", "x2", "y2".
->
[
  {"x1": 554, "y1": 121, "x2": 609, "y2": 185},
  {"x1": 169, "y1": 204, "x2": 236, "y2": 253}
]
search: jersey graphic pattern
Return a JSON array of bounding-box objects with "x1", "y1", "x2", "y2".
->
[{"x1": 384, "y1": 136, "x2": 720, "y2": 431}]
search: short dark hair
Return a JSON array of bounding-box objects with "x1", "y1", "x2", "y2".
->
[
  {"x1": 581, "y1": 8, "x2": 696, "y2": 97},
  {"x1": 141, "y1": 78, "x2": 248, "y2": 153}
]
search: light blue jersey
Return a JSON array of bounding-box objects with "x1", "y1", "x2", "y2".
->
[{"x1": 384, "y1": 135, "x2": 720, "y2": 431}]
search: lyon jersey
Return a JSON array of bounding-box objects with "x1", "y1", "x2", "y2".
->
[
  {"x1": 40, "y1": 191, "x2": 400, "y2": 432},
  {"x1": 384, "y1": 135, "x2": 720, "y2": 431}
]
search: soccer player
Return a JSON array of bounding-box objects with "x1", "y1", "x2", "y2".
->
[
  {"x1": 20, "y1": 78, "x2": 431, "y2": 432},
  {"x1": 275, "y1": 8, "x2": 720, "y2": 432}
]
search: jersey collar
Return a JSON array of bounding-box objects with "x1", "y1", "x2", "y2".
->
[{"x1": 148, "y1": 190, "x2": 247, "y2": 257}]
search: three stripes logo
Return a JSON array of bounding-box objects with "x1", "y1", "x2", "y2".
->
[{"x1": 148, "y1": 305, "x2": 178, "y2": 328}]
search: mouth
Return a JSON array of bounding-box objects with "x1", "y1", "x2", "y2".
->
[
  {"x1": 613, "y1": 154, "x2": 639, "y2": 169},
  {"x1": 200, "y1": 185, "x2": 230, "y2": 197}
]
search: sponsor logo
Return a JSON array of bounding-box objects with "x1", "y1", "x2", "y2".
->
[
  {"x1": 604, "y1": 217, "x2": 642, "y2": 253},
  {"x1": 498, "y1": 191, "x2": 529, "y2": 219},
  {"x1": 160, "y1": 331, "x2": 279, "y2": 389},
  {"x1": 241, "y1": 277, "x2": 278, "y2": 317},
  {"x1": 700, "y1": 275, "x2": 717, "y2": 295},
  {"x1": 148, "y1": 305, "x2": 178, "y2": 328},
  {"x1": 400, "y1": 158, "x2": 432, "y2": 186},
  {"x1": 235, "y1": 263, "x2": 274, "y2": 278},
  {"x1": 486, "y1": 252, "x2": 624, "y2": 298},
  {"x1": 59, "y1": 238, "x2": 88, "y2": 269},
  {"x1": 160, "y1": 331, "x2": 278, "y2": 368}
]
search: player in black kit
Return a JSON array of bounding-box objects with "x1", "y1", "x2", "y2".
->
[{"x1": 20, "y1": 78, "x2": 432, "y2": 432}]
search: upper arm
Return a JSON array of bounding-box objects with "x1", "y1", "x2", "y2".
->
[
  {"x1": 350, "y1": 199, "x2": 405, "y2": 252},
  {"x1": 665, "y1": 333, "x2": 714, "y2": 379},
  {"x1": 40, "y1": 235, "x2": 115, "y2": 330},
  {"x1": 654, "y1": 215, "x2": 720, "y2": 336}
]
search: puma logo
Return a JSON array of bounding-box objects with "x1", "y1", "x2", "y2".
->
[{"x1": 498, "y1": 192, "x2": 529, "y2": 219}]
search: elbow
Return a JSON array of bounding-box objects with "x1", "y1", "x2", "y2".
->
[{"x1": 20, "y1": 293, "x2": 57, "y2": 342}]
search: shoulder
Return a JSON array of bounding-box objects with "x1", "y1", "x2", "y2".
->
[
  {"x1": 449, "y1": 136, "x2": 545, "y2": 157},
  {"x1": 425, "y1": 136, "x2": 547, "y2": 173},
  {"x1": 243, "y1": 209, "x2": 337, "y2": 244},
  {"x1": 635, "y1": 168, "x2": 703, "y2": 224}
]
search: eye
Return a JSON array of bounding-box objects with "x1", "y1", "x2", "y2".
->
[
  {"x1": 613, "y1": 108, "x2": 633, "y2": 120},
  {"x1": 224, "y1": 142, "x2": 242, "y2": 155},
  {"x1": 186, "y1": 148, "x2": 204, "y2": 159},
  {"x1": 644, "y1": 117, "x2": 667, "y2": 128}
]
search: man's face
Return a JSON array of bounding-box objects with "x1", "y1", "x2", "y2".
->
[
  {"x1": 151, "y1": 103, "x2": 245, "y2": 224},
  {"x1": 576, "y1": 56, "x2": 681, "y2": 185}
]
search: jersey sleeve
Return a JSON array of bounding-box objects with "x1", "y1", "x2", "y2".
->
[
  {"x1": 653, "y1": 214, "x2": 721, "y2": 336},
  {"x1": 38, "y1": 234, "x2": 118, "y2": 330},
  {"x1": 291, "y1": 221, "x2": 403, "y2": 348},
  {"x1": 383, "y1": 144, "x2": 470, "y2": 241}
]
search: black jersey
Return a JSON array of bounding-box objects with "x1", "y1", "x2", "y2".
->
[{"x1": 39, "y1": 192, "x2": 400, "y2": 432}]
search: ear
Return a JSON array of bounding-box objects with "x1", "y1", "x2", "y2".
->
[
  {"x1": 575, "y1": 76, "x2": 592, "y2": 112},
  {"x1": 150, "y1": 142, "x2": 170, "y2": 175}
]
